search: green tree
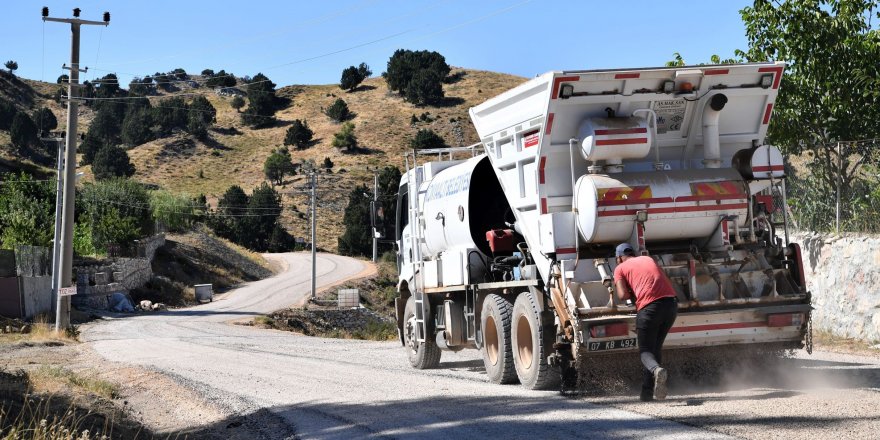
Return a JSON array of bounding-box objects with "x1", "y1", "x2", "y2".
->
[
  {"x1": 267, "y1": 223, "x2": 294, "y2": 252},
  {"x1": 149, "y1": 190, "x2": 194, "y2": 232},
  {"x1": 57, "y1": 74, "x2": 69, "y2": 84},
  {"x1": 340, "y1": 62, "x2": 372, "y2": 91},
  {"x1": 230, "y1": 95, "x2": 245, "y2": 112},
  {"x1": 153, "y1": 96, "x2": 189, "y2": 134},
  {"x1": 323, "y1": 156, "x2": 334, "y2": 171},
  {"x1": 264, "y1": 150, "x2": 295, "y2": 185},
  {"x1": 0, "y1": 99, "x2": 16, "y2": 130},
  {"x1": 384, "y1": 49, "x2": 450, "y2": 103},
  {"x1": 92, "y1": 146, "x2": 136, "y2": 180},
  {"x1": 121, "y1": 107, "x2": 153, "y2": 146},
  {"x1": 128, "y1": 76, "x2": 153, "y2": 96},
  {"x1": 78, "y1": 179, "x2": 150, "y2": 251},
  {"x1": 241, "y1": 72, "x2": 277, "y2": 127},
  {"x1": 244, "y1": 182, "x2": 283, "y2": 250},
  {"x1": 0, "y1": 173, "x2": 54, "y2": 249},
  {"x1": 4, "y1": 60, "x2": 18, "y2": 75},
  {"x1": 9, "y1": 113, "x2": 38, "y2": 151},
  {"x1": 284, "y1": 119, "x2": 314, "y2": 149},
  {"x1": 410, "y1": 128, "x2": 447, "y2": 150},
  {"x1": 32, "y1": 108, "x2": 58, "y2": 136},
  {"x1": 80, "y1": 105, "x2": 123, "y2": 164},
  {"x1": 211, "y1": 185, "x2": 249, "y2": 243},
  {"x1": 325, "y1": 98, "x2": 351, "y2": 122},
  {"x1": 405, "y1": 70, "x2": 444, "y2": 106},
  {"x1": 740, "y1": 0, "x2": 880, "y2": 230},
  {"x1": 187, "y1": 95, "x2": 216, "y2": 139},
  {"x1": 338, "y1": 184, "x2": 372, "y2": 256},
  {"x1": 332, "y1": 122, "x2": 358, "y2": 151}
]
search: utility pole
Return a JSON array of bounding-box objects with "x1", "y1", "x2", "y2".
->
[
  {"x1": 310, "y1": 172, "x2": 317, "y2": 299},
  {"x1": 43, "y1": 7, "x2": 109, "y2": 331},
  {"x1": 46, "y1": 136, "x2": 64, "y2": 321},
  {"x1": 372, "y1": 173, "x2": 378, "y2": 263}
]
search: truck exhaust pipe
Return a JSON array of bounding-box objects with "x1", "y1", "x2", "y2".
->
[{"x1": 702, "y1": 93, "x2": 728, "y2": 168}]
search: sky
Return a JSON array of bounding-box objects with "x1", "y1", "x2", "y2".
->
[{"x1": 2, "y1": 1, "x2": 754, "y2": 87}]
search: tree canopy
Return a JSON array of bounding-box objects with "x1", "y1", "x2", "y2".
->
[
  {"x1": 332, "y1": 122, "x2": 358, "y2": 151},
  {"x1": 92, "y1": 146, "x2": 136, "y2": 180},
  {"x1": 739, "y1": 0, "x2": 880, "y2": 230},
  {"x1": 284, "y1": 119, "x2": 314, "y2": 149},
  {"x1": 340, "y1": 62, "x2": 372, "y2": 91},
  {"x1": 384, "y1": 49, "x2": 450, "y2": 105},
  {"x1": 409, "y1": 128, "x2": 447, "y2": 150},
  {"x1": 325, "y1": 98, "x2": 351, "y2": 122},
  {"x1": 241, "y1": 73, "x2": 277, "y2": 127}
]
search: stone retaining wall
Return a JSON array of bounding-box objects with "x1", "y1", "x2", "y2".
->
[{"x1": 792, "y1": 232, "x2": 880, "y2": 343}]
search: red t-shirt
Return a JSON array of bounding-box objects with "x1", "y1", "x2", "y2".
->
[{"x1": 614, "y1": 256, "x2": 677, "y2": 311}]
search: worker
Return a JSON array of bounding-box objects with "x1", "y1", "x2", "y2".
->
[{"x1": 613, "y1": 243, "x2": 678, "y2": 401}]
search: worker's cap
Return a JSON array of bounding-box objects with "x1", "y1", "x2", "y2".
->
[{"x1": 615, "y1": 243, "x2": 635, "y2": 257}]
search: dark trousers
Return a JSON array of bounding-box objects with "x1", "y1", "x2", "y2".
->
[{"x1": 636, "y1": 297, "x2": 677, "y2": 395}]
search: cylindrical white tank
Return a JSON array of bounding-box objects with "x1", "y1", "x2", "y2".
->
[
  {"x1": 420, "y1": 156, "x2": 510, "y2": 257},
  {"x1": 577, "y1": 117, "x2": 652, "y2": 165},
  {"x1": 574, "y1": 168, "x2": 748, "y2": 243}
]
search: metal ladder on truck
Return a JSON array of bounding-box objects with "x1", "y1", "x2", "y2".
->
[{"x1": 403, "y1": 145, "x2": 482, "y2": 344}]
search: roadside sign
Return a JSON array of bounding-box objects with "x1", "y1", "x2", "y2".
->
[{"x1": 58, "y1": 286, "x2": 78, "y2": 296}]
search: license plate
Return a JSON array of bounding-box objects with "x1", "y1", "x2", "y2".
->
[{"x1": 587, "y1": 338, "x2": 637, "y2": 352}]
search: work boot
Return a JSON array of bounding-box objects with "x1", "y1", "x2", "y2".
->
[
  {"x1": 653, "y1": 367, "x2": 668, "y2": 400},
  {"x1": 639, "y1": 389, "x2": 654, "y2": 402}
]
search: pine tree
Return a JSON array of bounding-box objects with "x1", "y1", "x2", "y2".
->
[
  {"x1": 10, "y1": 113, "x2": 38, "y2": 152},
  {"x1": 92, "y1": 146, "x2": 136, "y2": 180},
  {"x1": 338, "y1": 184, "x2": 372, "y2": 256},
  {"x1": 325, "y1": 98, "x2": 351, "y2": 122},
  {"x1": 410, "y1": 128, "x2": 447, "y2": 150},
  {"x1": 283, "y1": 119, "x2": 314, "y2": 149},
  {"x1": 332, "y1": 122, "x2": 358, "y2": 151},
  {"x1": 241, "y1": 73, "x2": 277, "y2": 127}
]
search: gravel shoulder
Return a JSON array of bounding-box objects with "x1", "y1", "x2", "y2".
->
[{"x1": 587, "y1": 348, "x2": 880, "y2": 440}]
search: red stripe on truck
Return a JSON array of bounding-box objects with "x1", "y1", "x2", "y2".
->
[
  {"x1": 669, "y1": 321, "x2": 767, "y2": 333},
  {"x1": 614, "y1": 73, "x2": 640, "y2": 79},
  {"x1": 758, "y1": 66, "x2": 783, "y2": 89},
  {"x1": 598, "y1": 203, "x2": 748, "y2": 217},
  {"x1": 545, "y1": 113, "x2": 555, "y2": 135},
  {"x1": 763, "y1": 103, "x2": 773, "y2": 125},
  {"x1": 703, "y1": 68, "x2": 729, "y2": 75},
  {"x1": 551, "y1": 75, "x2": 580, "y2": 99},
  {"x1": 594, "y1": 128, "x2": 647, "y2": 135},
  {"x1": 595, "y1": 137, "x2": 648, "y2": 146},
  {"x1": 538, "y1": 156, "x2": 546, "y2": 184},
  {"x1": 752, "y1": 165, "x2": 784, "y2": 172}
]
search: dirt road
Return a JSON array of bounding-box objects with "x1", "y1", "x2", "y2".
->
[{"x1": 80, "y1": 252, "x2": 880, "y2": 439}]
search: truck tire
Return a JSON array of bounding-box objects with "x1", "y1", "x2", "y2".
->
[
  {"x1": 480, "y1": 294, "x2": 518, "y2": 384},
  {"x1": 403, "y1": 296, "x2": 441, "y2": 369},
  {"x1": 512, "y1": 291, "x2": 560, "y2": 390}
]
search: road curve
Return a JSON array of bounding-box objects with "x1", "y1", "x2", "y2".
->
[{"x1": 82, "y1": 252, "x2": 727, "y2": 439}]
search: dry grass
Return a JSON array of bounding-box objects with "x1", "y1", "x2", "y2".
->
[
  {"x1": 813, "y1": 329, "x2": 879, "y2": 355},
  {"x1": 6, "y1": 69, "x2": 527, "y2": 251},
  {"x1": 29, "y1": 367, "x2": 119, "y2": 400},
  {"x1": 0, "y1": 317, "x2": 78, "y2": 347}
]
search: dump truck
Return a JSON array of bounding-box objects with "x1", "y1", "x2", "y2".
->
[{"x1": 383, "y1": 62, "x2": 811, "y2": 390}]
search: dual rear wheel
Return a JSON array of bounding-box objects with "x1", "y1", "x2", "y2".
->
[{"x1": 481, "y1": 291, "x2": 560, "y2": 390}]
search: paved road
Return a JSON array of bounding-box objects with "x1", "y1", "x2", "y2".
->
[{"x1": 81, "y1": 252, "x2": 730, "y2": 439}]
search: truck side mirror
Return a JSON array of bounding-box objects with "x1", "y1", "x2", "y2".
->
[{"x1": 371, "y1": 201, "x2": 385, "y2": 238}]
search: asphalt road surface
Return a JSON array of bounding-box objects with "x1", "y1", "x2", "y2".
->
[{"x1": 81, "y1": 252, "x2": 880, "y2": 439}]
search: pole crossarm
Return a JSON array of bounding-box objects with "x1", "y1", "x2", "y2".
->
[{"x1": 42, "y1": 17, "x2": 108, "y2": 26}]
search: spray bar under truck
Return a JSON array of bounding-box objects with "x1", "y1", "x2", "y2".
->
[{"x1": 385, "y1": 62, "x2": 810, "y2": 389}]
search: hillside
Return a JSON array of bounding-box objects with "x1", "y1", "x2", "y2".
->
[{"x1": 0, "y1": 68, "x2": 527, "y2": 251}]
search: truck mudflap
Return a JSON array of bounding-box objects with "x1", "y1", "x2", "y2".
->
[{"x1": 579, "y1": 303, "x2": 811, "y2": 354}]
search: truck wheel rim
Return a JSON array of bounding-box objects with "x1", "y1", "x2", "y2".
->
[
  {"x1": 405, "y1": 316, "x2": 418, "y2": 354},
  {"x1": 515, "y1": 314, "x2": 533, "y2": 369},
  {"x1": 485, "y1": 315, "x2": 499, "y2": 365}
]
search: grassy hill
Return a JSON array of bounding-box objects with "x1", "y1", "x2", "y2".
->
[{"x1": 0, "y1": 68, "x2": 527, "y2": 251}]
